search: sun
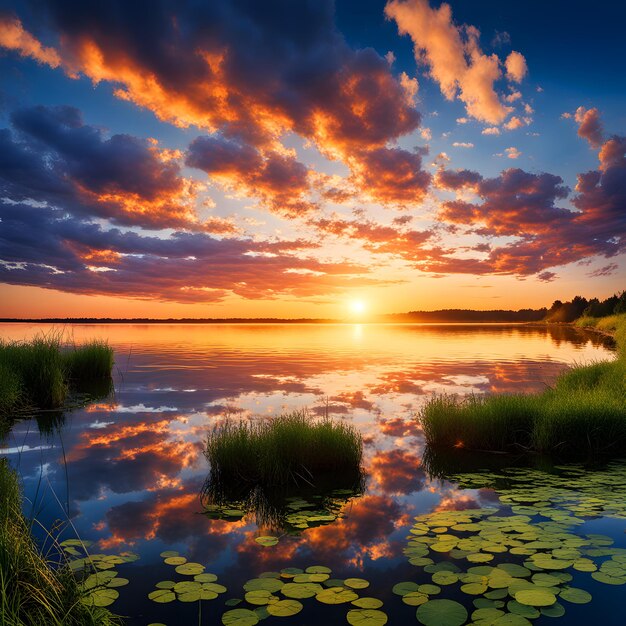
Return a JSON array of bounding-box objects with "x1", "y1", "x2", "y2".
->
[{"x1": 350, "y1": 300, "x2": 366, "y2": 315}]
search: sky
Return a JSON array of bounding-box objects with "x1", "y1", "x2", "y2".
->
[{"x1": 0, "y1": 0, "x2": 624, "y2": 319}]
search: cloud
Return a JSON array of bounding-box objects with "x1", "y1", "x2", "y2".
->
[
  {"x1": 505, "y1": 51, "x2": 528, "y2": 83},
  {"x1": 186, "y1": 136, "x2": 314, "y2": 217},
  {"x1": 0, "y1": 14, "x2": 60, "y2": 67},
  {"x1": 452, "y1": 142, "x2": 474, "y2": 148},
  {"x1": 505, "y1": 146, "x2": 521, "y2": 159},
  {"x1": 0, "y1": 2, "x2": 429, "y2": 207},
  {"x1": 537, "y1": 271, "x2": 557, "y2": 282},
  {"x1": 385, "y1": 0, "x2": 515, "y2": 124},
  {"x1": 574, "y1": 106, "x2": 604, "y2": 149},
  {"x1": 428, "y1": 152, "x2": 625, "y2": 276},
  {"x1": 587, "y1": 263, "x2": 618, "y2": 277},
  {"x1": 482, "y1": 127, "x2": 500, "y2": 135},
  {"x1": 0, "y1": 200, "x2": 389, "y2": 303},
  {"x1": 0, "y1": 105, "x2": 205, "y2": 231}
]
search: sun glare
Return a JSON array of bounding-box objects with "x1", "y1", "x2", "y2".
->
[{"x1": 350, "y1": 300, "x2": 366, "y2": 315}]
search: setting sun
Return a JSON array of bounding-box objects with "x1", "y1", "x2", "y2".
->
[{"x1": 350, "y1": 300, "x2": 367, "y2": 315}]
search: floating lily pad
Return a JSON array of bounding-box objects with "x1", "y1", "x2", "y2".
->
[
  {"x1": 195, "y1": 573, "x2": 218, "y2": 582},
  {"x1": 244, "y1": 578, "x2": 283, "y2": 593},
  {"x1": 175, "y1": 562, "x2": 205, "y2": 576},
  {"x1": 106, "y1": 577, "x2": 129, "y2": 588},
  {"x1": 164, "y1": 556, "x2": 187, "y2": 566},
  {"x1": 84, "y1": 588, "x2": 119, "y2": 607},
  {"x1": 346, "y1": 609, "x2": 388, "y2": 625},
  {"x1": 255, "y1": 536, "x2": 278, "y2": 547},
  {"x1": 514, "y1": 588, "x2": 556, "y2": 607},
  {"x1": 559, "y1": 587, "x2": 592, "y2": 604},
  {"x1": 306, "y1": 566, "x2": 331, "y2": 574},
  {"x1": 159, "y1": 550, "x2": 178, "y2": 558},
  {"x1": 402, "y1": 592, "x2": 429, "y2": 606},
  {"x1": 222, "y1": 608, "x2": 259, "y2": 626},
  {"x1": 416, "y1": 599, "x2": 468, "y2": 626},
  {"x1": 281, "y1": 582, "x2": 322, "y2": 599},
  {"x1": 392, "y1": 582, "x2": 419, "y2": 596},
  {"x1": 245, "y1": 590, "x2": 277, "y2": 606},
  {"x1": 344, "y1": 578, "x2": 370, "y2": 589},
  {"x1": 156, "y1": 581, "x2": 176, "y2": 589},
  {"x1": 148, "y1": 589, "x2": 176, "y2": 604},
  {"x1": 266, "y1": 599, "x2": 303, "y2": 616},
  {"x1": 316, "y1": 587, "x2": 358, "y2": 604}
]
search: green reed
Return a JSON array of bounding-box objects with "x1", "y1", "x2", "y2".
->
[
  {"x1": 205, "y1": 410, "x2": 363, "y2": 486},
  {"x1": 420, "y1": 315, "x2": 626, "y2": 456},
  {"x1": 0, "y1": 333, "x2": 114, "y2": 422},
  {"x1": 62, "y1": 340, "x2": 114, "y2": 381},
  {"x1": 0, "y1": 460, "x2": 120, "y2": 626}
]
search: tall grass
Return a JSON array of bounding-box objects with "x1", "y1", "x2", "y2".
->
[
  {"x1": 0, "y1": 333, "x2": 114, "y2": 420},
  {"x1": 205, "y1": 411, "x2": 363, "y2": 486},
  {"x1": 0, "y1": 460, "x2": 119, "y2": 626},
  {"x1": 420, "y1": 316, "x2": 626, "y2": 457},
  {"x1": 0, "y1": 335, "x2": 67, "y2": 409},
  {"x1": 62, "y1": 340, "x2": 114, "y2": 381}
]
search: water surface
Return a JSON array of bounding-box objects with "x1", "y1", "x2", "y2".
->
[{"x1": 1, "y1": 323, "x2": 623, "y2": 625}]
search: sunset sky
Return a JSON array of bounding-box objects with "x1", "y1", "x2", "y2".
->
[{"x1": 0, "y1": 0, "x2": 624, "y2": 318}]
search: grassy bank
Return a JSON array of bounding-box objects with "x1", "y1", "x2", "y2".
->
[
  {"x1": 0, "y1": 460, "x2": 119, "y2": 626},
  {"x1": 0, "y1": 334, "x2": 114, "y2": 421},
  {"x1": 205, "y1": 411, "x2": 363, "y2": 486},
  {"x1": 420, "y1": 315, "x2": 626, "y2": 456}
]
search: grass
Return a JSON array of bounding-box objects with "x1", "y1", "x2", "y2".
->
[
  {"x1": 420, "y1": 315, "x2": 626, "y2": 457},
  {"x1": 0, "y1": 460, "x2": 119, "y2": 626},
  {"x1": 205, "y1": 410, "x2": 363, "y2": 486},
  {"x1": 62, "y1": 340, "x2": 115, "y2": 381},
  {"x1": 0, "y1": 333, "x2": 114, "y2": 422}
]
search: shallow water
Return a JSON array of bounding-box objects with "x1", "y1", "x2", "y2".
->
[{"x1": 1, "y1": 323, "x2": 623, "y2": 625}]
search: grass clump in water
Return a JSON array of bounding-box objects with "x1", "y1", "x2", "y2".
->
[
  {"x1": 420, "y1": 316, "x2": 626, "y2": 457},
  {"x1": 205, "y1": 410, "x2": 363, "y2": 486},
  {"x1": 0, "y1": 460, "x2": 119, "y2": 626},
  {"x1": 0, "y1": 333, "x2": 114, "y2": 419},
  {"x1": 62, "y1": 340, "x2": 114, "y2": 381}
]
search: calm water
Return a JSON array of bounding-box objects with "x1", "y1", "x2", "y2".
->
[{"x1": 1, "y1": 323, "x2": 624, "y2": 625}]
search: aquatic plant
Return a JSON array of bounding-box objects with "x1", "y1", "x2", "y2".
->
[
  {"x1": 397, "y1": 461, "x2": 626, "y2": 625},
  {"x1": 420, "y1": 315, "x2": 626, "y2": 456},
  {"x1": 62, "y1": 339, "x2": 114, "y2": 381},
  {"x1": 205, "y1": 411, "x2": 363, "y2": 486},
  {"x1": 0, "y1": 333, "x2": 114, "y2": 422},
  {"x1": 0, "y1": 334, "x2": 67, "y2": 409},
  {"x1": 0, "y1": 459, "x2": 121, "y2": 626}
]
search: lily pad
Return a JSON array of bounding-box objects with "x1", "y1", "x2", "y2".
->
[
  {"x1": 222, "y1": 608, "x2": 259, "y2": 626},
  {"x1": 255, "y1": 536, "x2": 279, "y2": 547},
  {"x1": 392, "y1": 582, "x2": 419, "y2": 596},
  {"x1": 402, "y1": 592, "x2": 429, "y2": 606},
  {"x1": 84, "y1": 588, "x2": 119, "y2": 607},
  {"x1": 416, "y1": 599, "x2": 468, "y2": 626},
  {"x1": 148, "y1": 589, "x2": 175, "y2": 604},
  {"x1": 281, "y1": 582, "x2": 322, "y2": 599},
  {"x1": 175, "y1": 562, "x2": 205, "y2": 576},
  {"x1": 344, "y1": 578, "x2": 370, "y2": 589},
  {"x1": 316, "y1": 587, "x2": 358, "y2": 604},
  {"x1": 346, "y1": 609, "x2": 388, "y2": 625},
  {"x1": 514, "y1": 588, "x2": 557, "y2": 607},
  {"x1": 559, "y1": 587, "x2": 592, "y2": 604},
  {"x1": 266, "y1": 599, "x2": 303, "y2": 616}
]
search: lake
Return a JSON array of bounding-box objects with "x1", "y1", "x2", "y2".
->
[{"x1": 1, "y1": 323, "x2": 624, "y2": 626}]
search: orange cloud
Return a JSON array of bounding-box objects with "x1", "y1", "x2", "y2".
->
[
  {"x1": 385, "y1": 0, "x2": 513, "y2": 124},
  {"x1": 505, "y1": 51, "x2": 528, "y2": 83},
  {"x1": 0, "y1": 14, "x2": 60, "y2": 67}
]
